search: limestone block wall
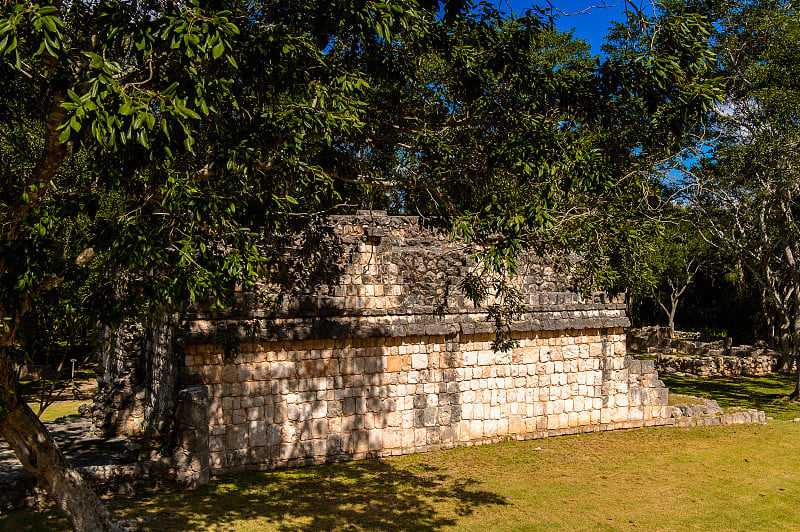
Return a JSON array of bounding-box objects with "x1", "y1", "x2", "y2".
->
[
  {"x1": 94, "y1": 212, "x2": 589, "y2": 438},
  {"x1": 182, "y1": 326, "x2": 670, "y2": 475},
  {"x1": 655, "y1": 353, "x2": 779, "y2": 377},
  {"x1": 94, "y1": 212, "x2": 674, "y2": 476}
]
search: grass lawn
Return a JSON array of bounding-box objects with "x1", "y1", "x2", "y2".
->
[
  {"x1": 19, "y1": 375, "x2": 95, "y2": 422},
  {"x1": 4, "y1": 373, "x2": 800, "y2": 531},
  {"x1": 661, "y1": 373, "x2": 800, "y2": 421},
  {"x1": 4, "y1": 421, "x2": 800, "y2": 531},
  {"x1": 35, "y1": 400, "x2": 86, "y2": 422}
]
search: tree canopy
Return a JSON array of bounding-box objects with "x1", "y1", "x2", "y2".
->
[
  {"x1": 0, "y1": 0, "x2": 720, "y2": 529},
  {"x1": 689, "y1": 0, "x2": 800, "y2": 391}
]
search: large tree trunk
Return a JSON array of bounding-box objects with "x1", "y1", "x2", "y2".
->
[
  {"x1": 0, "y1": 357, "x2": 122, "y2": 531},
  {"x1": 759, "y1": 286, "x2": 777, "y2": 349},
  {"x1": 771, "y1": 296, "x2": 794, "y2": 372}
]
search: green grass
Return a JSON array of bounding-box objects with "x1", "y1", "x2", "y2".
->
[
  {"x1": 35, "y1": 400, "x2": 86, "y2": 422},
  {"x1": 661, "y1": 373, "x2": 800, "y2": 421},
  {"x1": 4, "y1": 423, "x2": 800, "y2": 531},
  {"x1": 18, "y1": 373, "x2": 95, "y2": 422},
  {"x1": 5, "y1": 373, "x2": 800, "y2": 530}
]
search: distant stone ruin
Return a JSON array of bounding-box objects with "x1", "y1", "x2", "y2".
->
[
  {"x1": 94, "y1": 212, "x2": 674, "y2": 485},
  {"x1": 628, "y1": 326, "x2": 788, "y2": 378},
  {"x1": 667, "y1": 396, "x2": 765, "y2": 427}
]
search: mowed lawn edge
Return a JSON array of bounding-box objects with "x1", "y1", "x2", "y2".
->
[{"x1": 4, "y1": 421, "x2": 799, "y2": 531}]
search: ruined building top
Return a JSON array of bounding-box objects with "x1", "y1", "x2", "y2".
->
[{"x1": 183, "y1": 210, "x2": 629, "y2": 346}]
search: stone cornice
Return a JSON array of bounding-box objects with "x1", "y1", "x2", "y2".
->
[{"x1": 181, "y1": 305, "x2": 630, "y2": 345}]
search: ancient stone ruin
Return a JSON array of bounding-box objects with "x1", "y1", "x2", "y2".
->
[
  {"x1": 628, "y1": 326, "x2": 788, "y2": 378},
  {"x1": 94, "y1": 212, "x2": 674, "y2": 484}
]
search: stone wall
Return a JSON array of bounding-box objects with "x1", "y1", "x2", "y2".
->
[
  {"x1": 667, "y1": 397, "x2": 766, "y2": 427},
  {"x1": 243, "y1": 212, "x2": 586, "y2": 316},
  {"x1": 628, "y1": 326, "x2": 787, "y2": 377},
  {"x1": 92, "y1": 314, "x2": 179, "y2": 437},
  {"x1": 95, "y1": 212, "x2": 674, "y2": 478},
  {"x1": 655, "y1": 353, "x2": 779, "y2": 378},
  {"x1": 627, "y1": 326, "x2": 729, "y2": 351},
  {"x1": 181, "y1": 327, "x2": 670, "y2": 474}
]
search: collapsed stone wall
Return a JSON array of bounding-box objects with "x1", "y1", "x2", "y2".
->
[
  {"x1": 655, "y1": 353, "x2": 779, "y2": 378},
  {"x1": 628, "y1": 326, "x2": 786, "y2": 377},
  {"x1": 95, "y1": 211, "x2": 673, "y2": 480},
  {"x1": 627, "y1": 326, "x2": 729, "y2": 351},
  {"x1": 667, "y1": 396, "x2": 766, "y2": 427},
  {"x1": 258, "y1": 212, "x2": 581, "y2": 315}
]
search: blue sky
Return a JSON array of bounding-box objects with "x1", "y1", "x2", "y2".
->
[{"x1": 503, "y1": 1, "x2": 630, "y2": 53}]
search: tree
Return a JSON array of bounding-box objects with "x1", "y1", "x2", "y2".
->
[
  {"x1": 649, "y1": 217, "x2": 708, "y2": 338},
  {"x1": 0, "y1": 0, "x2": 719, "y2": 528},
  {"x1": 692, "y1": 0, "x2": 800, "y2": 393}
]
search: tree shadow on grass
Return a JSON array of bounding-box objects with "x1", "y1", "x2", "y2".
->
[
  {"x1": 116, "y1": 458, "x2": 509, "y2": 531},
  {"x1": 660, "y1": 373, "x2": 800, "y2": 420}
]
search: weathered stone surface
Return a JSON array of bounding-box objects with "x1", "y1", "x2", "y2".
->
[
  {"x1": 172, "y1": 386, "x2": 210, "y2": 487},
  {"x1": 175, "y1": 326, "x2": 673, "y2": 475},
  {"x1": 668, "y1": 396, "x2": 766, "y2": 428},
  {"x1": 629, "y1": 326, "x2": 789, "y2": 378},
  {"x1": 94, "y1": 214, "x2": 671, "y2": 479}
]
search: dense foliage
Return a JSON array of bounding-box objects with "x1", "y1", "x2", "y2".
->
[
  {"x1": 686, "y1": 0, "x2": 800, "y2": 379},
  {"x1": 625, "y1": 0, "x2": 800, "y2": 396},
  {"x1": 0, "y1": 0, "x2": 720, "y2": 529}
]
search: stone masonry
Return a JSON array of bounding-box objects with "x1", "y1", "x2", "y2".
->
[
  {"x1": 97, "y1": 212, "x2": 673, "y2": 480},
  {"x1": 628, "y1": 326, "x2": 788, "y2": 377},
  {"x1": 183, "y1": 329, "x2": 670, "y2": 474}
]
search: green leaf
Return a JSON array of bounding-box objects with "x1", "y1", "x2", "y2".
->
[
  {"x1": 212, "y1": 40, "x2": 224, "y2": 59},
  {"x1": 42, "y1": 16, "x2": 56, "y2": 33},
  {"x1": 182, "y1": 107, "x2": 201, "y2": 120},
  {"x1": 5, "y1": 35, "x2": 17, "y2": 55}
]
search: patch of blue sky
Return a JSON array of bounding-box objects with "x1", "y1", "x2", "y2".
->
[
  {"x1": 499, "y1": 2, "x2": 715, "y2": 190},
  {"x1": 500, "y1": 0, "x2": 638, "y2": 55}
]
